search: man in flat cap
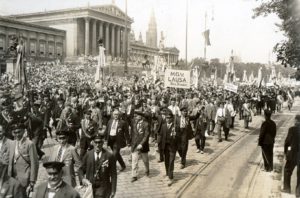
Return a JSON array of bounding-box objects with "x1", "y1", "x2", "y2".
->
[
  {"x1": 48, "y1": 130, "x2": 81, "y2": 187},
  {"x1": 79, "y1": 134, "x2": 117, "y2": 198},
  {"x1": 33, "y1": 161, "x2": 80, "y2": 198},
  {"x1": 130, "y1": 110, "x2": 150, "y2": 182},
  {"x1": 8, "y1": 123, "x2": 39, "y2": 195},
  {"x1": 258, "y1": 109, "x2": 276, "y2": 172}
]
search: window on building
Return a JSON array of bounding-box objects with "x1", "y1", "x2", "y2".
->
[
  {"x1": 56, "y1": 45, "x2": 62, "y2": 56},
  {"x1": 30, "y1": 42, "x2": 36, "y2": 56},
  {"x1": 48, "y1": 44, "x2": 54, "y2": 56},
  {"x1": 39, "y1": 42, "x2": 45, "y2": 56},
  {"x1": 0, "y1": 37, "x2": 4, "y2": 51}
]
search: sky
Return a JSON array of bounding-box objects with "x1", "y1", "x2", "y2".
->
[{"x1": 0, "y1": 0, "x2": 286, "y2": 63}]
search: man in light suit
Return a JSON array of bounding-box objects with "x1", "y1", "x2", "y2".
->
[
  {"x1": 0, "y1": 160, "x2": 26, "y2": 198},
  {"x1": 80, "y1": 134, "x2": 117, "y2": 198},
  {"x1": 8, "y1": 123, "x2": 39, "y2": 195},
  {"x1": 105, "y1": 109, "x2": 129, "y2": 171},
  {"x1": 205, "y1": 98, "x2": 217, "y2": 135},
  {"x1": 33, "y1": 161, "x2": 80, "y2": 198},
  {"x1": 48, "y1": 130, "x2": 82, "y2": 187}
]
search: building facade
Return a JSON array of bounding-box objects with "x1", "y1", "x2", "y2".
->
[
  {"x1": 0, "y1": 16, "x2": 66, "y2": 74},
  {"x1": 9, "y1": 5, "x2": 133, "y2": 59}
]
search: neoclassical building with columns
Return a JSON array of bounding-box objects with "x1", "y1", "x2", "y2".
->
[{"x1": 9, "y1": 4, "x2": 133, "y2": 59}]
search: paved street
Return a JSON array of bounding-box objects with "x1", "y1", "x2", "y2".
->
[{"x1": 36, "y1": 100, "x2": 300, "y2": 198}]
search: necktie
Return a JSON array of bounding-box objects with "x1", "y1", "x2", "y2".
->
[
  {"x1": 56, "y1": 146, "x2": 63, "y2": 161},
  {"x1": 112, "y1": 120, "x2": 117, "y2": 129},
  {"x1": 96, "y1": 152, "x2": 100, "y2": 168}
]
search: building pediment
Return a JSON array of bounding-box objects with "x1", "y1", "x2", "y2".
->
[{"x1": 91, "y1": 5, "x2": 133, "y2": 23}]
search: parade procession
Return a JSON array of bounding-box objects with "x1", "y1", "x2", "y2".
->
[{"x1": 0, "y1": 0, "x2": 300, "y2": 198}]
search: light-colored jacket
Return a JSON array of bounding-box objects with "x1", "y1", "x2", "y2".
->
[
  {"x1": 8, "y1": 137, "x2": 39, "y2": 188},
  {"x1": 48, "y1": 144, "x2": 81, "y2": 187}
]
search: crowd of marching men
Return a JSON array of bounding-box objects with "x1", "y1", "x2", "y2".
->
[{"x1": 0, "y1": 63, "x2": 296, "y2": 197}]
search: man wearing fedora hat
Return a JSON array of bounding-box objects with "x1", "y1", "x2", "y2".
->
[
  {"x1": 33, "y1": 161, "x2": 80, "y2": 198},
  {"x1": 79, "y1": 134, "x2": 117, "y2": 198},
  {"x1": 48, "y1": 130, "x2": 82, "y2": 187},
  {"x1": 130, "y1": 110, "x2": 150, "y2": 182}
]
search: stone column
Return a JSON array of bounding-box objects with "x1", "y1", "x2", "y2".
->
[
  {"x1": 92, "y1": 19, "x2": 97, "y2": 56},
  {"x1": 122, "y1": 28, "x2": 126, "y2": 58},
  {"x1": 36, "y1": 33, "x2": 39, "y2": 58},
  {"x1": 26, "y1": 31, "x2": 30, "y2": 57},
  {"x1": 116, "y1": 26, "x2": 121, "y2": 58},
  {"x1": 105, "y1": 23, "x2": 110, "y2": 55},
  {"x1": 98, "y1": 21, "x2": 103, "y2": 40},
  {"x1": 84, "y1": 17, "x2": 90, "y2": 56},
  {"x1": 111, "y1": 24, "x2": 115, "y2": 59}
]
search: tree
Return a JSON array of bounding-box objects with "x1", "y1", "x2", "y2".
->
[{"x1": 253, "y1": 0, "x2": 300, "y2": 68}]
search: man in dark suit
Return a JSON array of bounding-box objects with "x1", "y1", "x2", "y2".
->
[
  {"x1": 105, "y1": 109, "x2": 129, "y2": 171},
  {"x1": 0, "y1": 160, "x2": 26, "y2": 198},
  {"x1": 282, "y1": 115, "x2": 300, "y2": 196},
  {"x1": 153, "y1": 107, "x2": 167, "y2": 162},
  {"x1": 80, "y1": 109, "x2": 98, "y2": 159},
  {"x1": 158, "y1": 109, "x2": 179, "y2": 186},
  {"x1": 258, "y1": 109, "x2": 277, "y2": 172},
  {"x1": 130, "y1": 110, "x2": 150, "y2": 182},
  {"x1": 79, "y1": 134, "x2": 117, "y2": 198},
  {"x1": 33, "y1": 161, "x2": 80, "y2": 198},
  {"x1": 176, "y1": 107, "x2": 198, "y2": 169}
]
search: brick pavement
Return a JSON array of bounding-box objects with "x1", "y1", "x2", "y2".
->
[{"x1": 37, "y1": 113, "x2": 265, "y2": 198}]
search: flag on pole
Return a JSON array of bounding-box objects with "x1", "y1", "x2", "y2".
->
[{"x1": 202, "y1": 29, "x2": 211, "y2": 46}]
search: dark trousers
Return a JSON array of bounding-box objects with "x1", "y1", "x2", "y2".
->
[
  {"x1": 157, "y1": 142, "x2": 164, "y2": 162},
  {"x1": 230, "y1": 116, "x2": 235, "y2": 128},
  {"x1": 177, "y1": 131, "x2": 188, "y2": 165},
  {"x1": 207, "y1": 120, "x2": 215, "y2": 134},
  {"x1": 195, "y1": 133, "x2": 206, "y2": 151},
  {"x1": 32, "y1": 135, "x2": 45, "y2": 158},
  {"x1": 164, "y1": 143, "x2": 176, "y2": 180},
  {"x1": 261, "y1": 144, "x2": 274, "y2": 171},
  {"x1": 108, "y1": 136, "x2": 126, "y2": 168},
  {"x1": 283, "y1": 160, "x2": 300, "y2": 196},
  {"x1": 217, "y1": 122, "x2": 229, "y2": 141},
  {"x1": 79, "y1": 136, "x2": 93, "y2": 160}
]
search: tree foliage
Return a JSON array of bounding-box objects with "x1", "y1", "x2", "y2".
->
[{"x1": 253, "y1": 0, "x2": 300, "y2": 67}]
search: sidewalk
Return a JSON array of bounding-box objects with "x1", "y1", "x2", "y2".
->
[{"x1": 37, "y1": 113, "x2": 265, "y2": 198}]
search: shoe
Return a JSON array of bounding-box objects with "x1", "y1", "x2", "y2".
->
[
  {"x1": 180, "y1": 164, "x2": 185, "y2": 169},
  {"x1": 145, "y1": 171, "x2": 150, "y2": 177},
  {"x1": 225, "y1": 137, "x2": 228, "y2": 141},
  {"x1": 131, "y1": 177, "x2": 138, "y2": 182},
  {"x1": 157, "y1": 159, "x2": 164, "y2": 163},
  {"x1": 218, "y1": 139, "x2": 222, "y2": 142},
  {"x1": 120, "y1": 166, "x2": 126, "y2": 172},
  {"x1": 167, "y1": 179, "x2": 173, "y2": 186},
  {"x1": 281, "y1": 188, "x2": 291, "y2": 193},
  {"x1": 196, "y1": 149, "x2": 201, "y2": 153},
  {"x1": 200, "y1": 150, "x2": 204, "y2": 154}
]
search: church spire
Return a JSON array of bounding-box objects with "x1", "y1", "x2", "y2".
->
[{"x1": 146, "y1": 8, "x2": 157, "y2": 48}]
